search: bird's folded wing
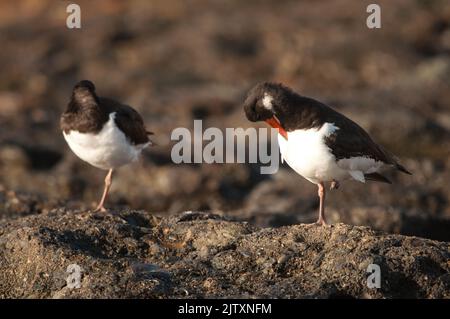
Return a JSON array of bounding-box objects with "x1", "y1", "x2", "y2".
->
[
  {"x1": 100, "y1": 97, "x2": 151, "y2": 146},
  {"x1": 324, "y1": 118, "x2": 396, "y2": 166},
  {"x1": 114, "y1": 108, "x2": 151, "y2": 146}
]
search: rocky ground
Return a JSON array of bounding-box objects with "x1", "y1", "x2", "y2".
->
[
  {"x1": 0, "y1": 0, "x2": 449, "y2": 298},
  {"x1": 0, "y1": 209, "x2": 449, "y2": 298}
]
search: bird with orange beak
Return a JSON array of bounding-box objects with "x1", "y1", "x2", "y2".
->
[{"x1": 243, "y1": 82, "x2": 411, "y2": 225}]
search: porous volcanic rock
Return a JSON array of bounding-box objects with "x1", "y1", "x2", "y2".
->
[{"x1": 0, "y1": 209, "x2": 448, "y2": 299}]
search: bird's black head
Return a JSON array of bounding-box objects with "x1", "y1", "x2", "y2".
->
[
  {"x1": 73, "y1": 80, "x2": 96, "y2": 93},
  {"x1": 243, "y1": 82, "x2": 295, "y2": 139},
  {"x1": 70, "y1": 80, "x2": 99, "y2": 109},
  {"x1": 243, "y1": 82, "x2": 295, "y2": 122}
]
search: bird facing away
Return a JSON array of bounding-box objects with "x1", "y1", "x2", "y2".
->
[
  {"x1": 243, "y1": 82, "x2": 411, "y2": 226},
  {"x1": 60, "y1": 80, "x2": 153, "y2": 212}
]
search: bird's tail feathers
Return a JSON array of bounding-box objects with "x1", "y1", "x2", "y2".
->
[
  {"x1": 365, "y1": 172, "x2": 392, "y2": 184},
  {"x1": 395, "y1": 163, "x2": 412, "y2": 175}
]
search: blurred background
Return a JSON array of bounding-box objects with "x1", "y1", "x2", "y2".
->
[{"x1": 0, "y1": 0, "x2": 449, "y2": 241}]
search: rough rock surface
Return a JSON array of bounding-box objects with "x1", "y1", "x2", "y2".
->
[
  {"x1": 0, "y1": 209, "x2": 448, "y2": 299},
  {"x1": 0, "y1": 0, "x2": 449, "y2": 243},
  {"x1": 0, "y1": 0, "x2": 449, "y2": 299}
]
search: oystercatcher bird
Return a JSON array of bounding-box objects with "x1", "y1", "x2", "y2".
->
[
  {"x1": 60, "y1": 80, "x2": 152, "y2": 212},
  {"x1": 243, "y1": 82, "x2": 411, "y2": 225}
]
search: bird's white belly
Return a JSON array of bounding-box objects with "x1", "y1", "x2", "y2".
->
[
  {"x1": 63, "y1": 113, "x2": 149, "y2": 170},
  {"x1": 278, "y1": 129, "x2": 347, "y2": 184},
  {"x1": 277, "y1": 123, "x2": 385, "y2": 184}
]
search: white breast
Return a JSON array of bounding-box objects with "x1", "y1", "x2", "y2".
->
[
  {"x1": 278, "y1": 122, "x2": 383, "y2": 184},
  {"x1": 63, "y1": 112, "x2": 149, "y2": 170}
]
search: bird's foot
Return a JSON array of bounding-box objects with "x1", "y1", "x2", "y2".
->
[
  {"x1": 315, "y1": 218, "x2": 328, "y2": 226},
  {"x1": 92, "y1": 205, "x2": 107, "y2": 213},
  {"x1": 330, "y1": 180, "x2": 340, "y2": 190}
]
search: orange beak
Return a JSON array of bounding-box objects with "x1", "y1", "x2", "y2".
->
[{"x1": 265, "y1": 116, "x2": 288, "y2": 140}]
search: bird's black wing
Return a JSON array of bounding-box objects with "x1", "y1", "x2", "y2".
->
[
  {"x1": 323, "y1": 108, "x2": 411, "y2": 174},
  {"x1": 100, "y1": 97, "x2": 151, "y2": 146}
]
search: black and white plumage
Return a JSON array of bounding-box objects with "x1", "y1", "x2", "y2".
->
[
  {"x1": 243, "y1": 82, "x2": 411, "y2": 225},
  {"x1": 60, "y1": 80, "x2": 153, "y2": 212}
]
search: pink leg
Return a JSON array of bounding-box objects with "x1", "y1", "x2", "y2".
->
[
  {"x1": 93, "y1": 169, "x2": 113, "y2": 212},
  {"x1": 316, "y1": 182, "x2": 327, "y2": 226}
]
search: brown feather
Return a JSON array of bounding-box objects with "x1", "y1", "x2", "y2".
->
[{"x1": 364, "y1": 173, "x2": 392, "y2": 184}]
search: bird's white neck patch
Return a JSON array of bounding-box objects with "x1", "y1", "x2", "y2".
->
[
  {"x1": 262, "y1": 92, "x2": 274, "y2": 110},
  {"x1": 321, "y1": 122, "x2": 340, "y2": 137}
]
